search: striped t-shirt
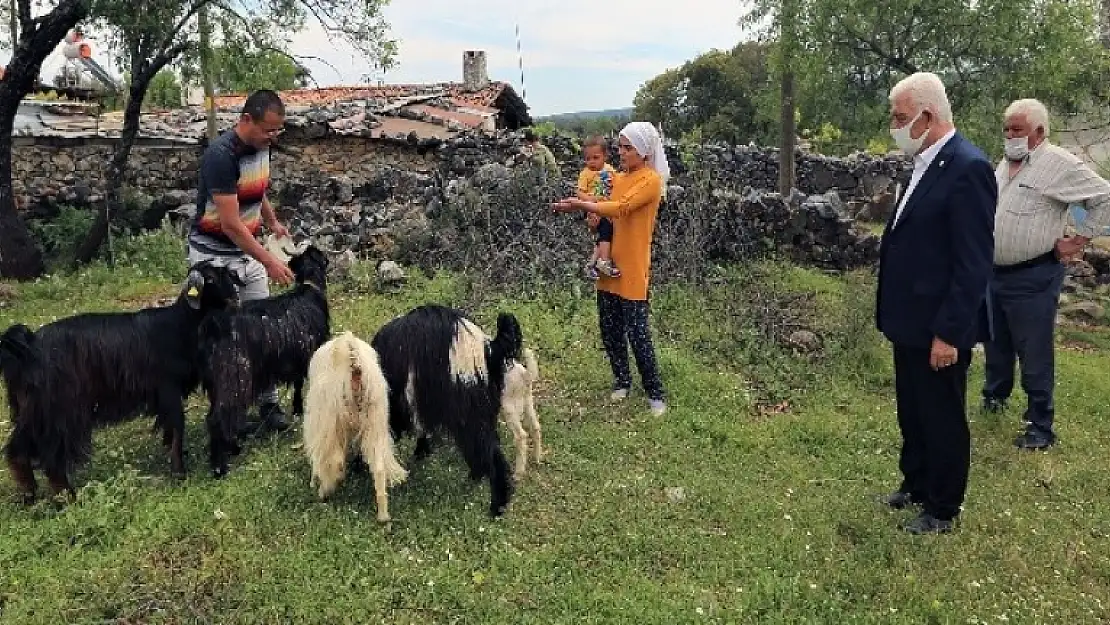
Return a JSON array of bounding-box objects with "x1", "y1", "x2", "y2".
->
[{"x1": 189, "y1": 130, "x2": 270, "y2": 256}]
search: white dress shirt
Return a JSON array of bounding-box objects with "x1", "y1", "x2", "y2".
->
[{"x1": 893, "y1": 127, "x2": 958, "y2": 227}]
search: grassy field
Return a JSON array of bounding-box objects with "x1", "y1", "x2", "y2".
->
[{"x1": 0, "y1": 232, "x2": 1107, "y2": 624}]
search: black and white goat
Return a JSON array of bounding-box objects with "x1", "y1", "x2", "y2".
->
[
  {"x1": 0, "y1": 263, "x2": 242, "y2": 502},
  {"x1": 198, "y1": 245, "x2": 331, "y2": 478},
  {"x1": 302, "y1": 331, "x2": 407, "y2": 522},
  {"x1": 371, "y1": 305, "x2": 523, "y2": 517}
]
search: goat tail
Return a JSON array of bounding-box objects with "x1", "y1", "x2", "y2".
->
[
  {"x1": 0, "y1": 324, "x2": 35, "y2": 370},
  {"x1": 520, "y1": 347, "x2": 539, "y2": 382},
  {"x1": 492, "y1": 312, "x2": 523, "y2": 363}
]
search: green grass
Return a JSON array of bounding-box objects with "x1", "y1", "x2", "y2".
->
[{"x1": 1, "y1": 236, "x2": 1108, "y2": 624}]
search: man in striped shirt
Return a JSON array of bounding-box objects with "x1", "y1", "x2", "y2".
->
[
  {"x1": 984, "y1": 98, "x2": 1110, "y2": 449},
  {"x1": 188, "y1": 89, "x2": 295, "y2": 434}
]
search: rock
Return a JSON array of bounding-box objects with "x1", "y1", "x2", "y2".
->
[
  {"x1": 327, "y1": 176, "x2": 355, "y2": 204},
  {"x1": 1060, "y1": 301, "x2": 1105, "y2": 321},
  {"x1": 1084, "y1": 246, "x2": 1110, "y2": 276},
  {"x1": 377, "y1": 260, "x2": 406, "y2": 285},
  {"x1": 664, "y1": 487, "x2": 686, "y2": 504},
  {"x1": 1067, "y1": 260, "x2": 1097, "y2": 279},
  {"x1": 787, "y1": 330, "x2": 822, "y2": 353},
  {"x1": 0, "y1": 284, "x2": 18, "y2": 301},
  {"x1": 331, "y1": 249, "x2": 357, "y2": 278}
]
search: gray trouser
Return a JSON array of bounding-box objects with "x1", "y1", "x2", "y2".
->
[
  {"x1": 982, "y1": 259, "x2": 1066, "y2": 437},
  {"x1": 187, "y1": 246, "x2": 279, "y2": 406}
]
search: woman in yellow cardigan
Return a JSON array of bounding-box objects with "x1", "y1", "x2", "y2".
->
[{"x1": 553, "y1": 122, "x2": 669, "y2": 416}]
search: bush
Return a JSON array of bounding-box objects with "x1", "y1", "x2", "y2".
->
[
  {"x1": 113, "y1": 219, "x2": 189, "y2": 281},
  {"x1": 28, "y1": 205, "x2": 95, "y2": 269}
]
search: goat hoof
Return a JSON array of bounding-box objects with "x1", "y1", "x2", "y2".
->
[
  {"x1": 489, "y1": 503, "x2": 508, "y2": 517},
  {"x1": 17, "y1": 492, "x2": 36, "y2": 506},
  {"x1": 211, "y1": 464, "x2": 230, "y2": 479}
]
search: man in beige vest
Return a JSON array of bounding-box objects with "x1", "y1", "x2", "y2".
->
[{"x1": 984, "y1": 99, "x2": 1110, "y2": 449}]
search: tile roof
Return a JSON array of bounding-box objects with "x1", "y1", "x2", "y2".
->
[
  {"x1": 211, "y1": 81, "x2": 510, "y2": 111},
  {"x1": 12, "y1": 81, "x2": 522, "y2": 143}
]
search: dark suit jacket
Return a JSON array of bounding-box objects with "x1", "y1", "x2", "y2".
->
[{"x1": 876, "y1": 132, "x2": 997, "y2": 351}]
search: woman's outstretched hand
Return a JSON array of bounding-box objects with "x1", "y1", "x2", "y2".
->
[{"x1": 553, "y1": 198, "x2": 589, "y2": 213}]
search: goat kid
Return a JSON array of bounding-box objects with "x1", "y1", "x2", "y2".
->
[
  {"x1": 0, "y1": 263, "x2": 241, "y2": 502},
  {"x1": 371, "y1": 305, "x2": 522, "y2": 517},
  {"x1": 501, "y1": 347, "x2": 543, "y2": 479},
  {"x1": 303, "y1": 331, "x2": 407, "y2": 522},
  {"x1": 198, "y1": 246, "x2": 331, "y2": 478}
]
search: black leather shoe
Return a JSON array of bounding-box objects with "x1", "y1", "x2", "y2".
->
[
  {"x1": 1013, "y1": 431, "x2": 1054, "y2": 450},
  {"x1": 901, "y1": 512, "x2": 955, "y2": 535},
  {"x1": 880, "y1": 490, "x2": 922, "y2": 510},
  {"x1": 259, "y1": 402, "x2": 290, "y2": 433}
]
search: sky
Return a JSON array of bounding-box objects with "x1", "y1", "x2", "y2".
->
[
  {"x1": 286, "y1": 0, "x2": 748, "y2": 117},
  {"x1": 23, "y1": 0, "x2": 747, "y2": 118}
]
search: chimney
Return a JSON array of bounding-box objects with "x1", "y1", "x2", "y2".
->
[{"x1": 463, "y1": 50, "x2": 489, "y2": 92}]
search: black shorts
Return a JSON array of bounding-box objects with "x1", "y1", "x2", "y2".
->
[{"x1": 595, "y1": 217, "x2": 614, "y2": 244}]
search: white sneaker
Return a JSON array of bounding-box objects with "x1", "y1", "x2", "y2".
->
[
  {"x1": 649, "y1": 400, "x2": 667, "y2": 416},
  {"x1": 610, "y1": 388, "x2": 630, "y2": 401}
]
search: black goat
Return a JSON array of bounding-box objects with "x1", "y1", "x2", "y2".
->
[
  {"x1": 198, "y1": 245, "x2": 331, "y2": 478},
  {"x1": 0, "y1": 262, "x2": 242, "y2": 502},
  {"x1": 371, "y1": 304, "x2": 523, "y2": 517}
]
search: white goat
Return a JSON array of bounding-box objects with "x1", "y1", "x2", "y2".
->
[
  {"x1": 302, "y1": 331, "x2": 407, "y2": 522},
  {"x1": 501, "y1": 347, "x2": 543, "y2": 479}
]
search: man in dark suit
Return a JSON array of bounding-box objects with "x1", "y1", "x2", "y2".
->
[{"x1": 876, "y1": 72, "x2": 997, "y2": 535}]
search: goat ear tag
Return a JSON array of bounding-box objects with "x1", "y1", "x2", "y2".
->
[{"x1": 187, "y1": 286, "x2": 200, "y2": 297}]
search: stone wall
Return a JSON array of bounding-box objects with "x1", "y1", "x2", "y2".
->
[
  {"x1": 12, "y1": 137, "x2": 438, "y2": 210},
  {"x1": 13, "y1": 132, "x2": 911, "y2": 270}
]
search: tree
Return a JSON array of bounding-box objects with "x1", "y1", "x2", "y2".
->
[
  {"x1": 210, "y1": 44, "x2": 310, "y2": 92},
  {"x1": 72, "y1": 0, "x2": 396, "y2": 265},
  {"x1": 146, "y1": 68, "x2": 183, "y2": 108},
  {"x1": 73, "y1": 0, "x2": 208, "y2": 265},
  {"x1": 791, "y1": 0, "x2": 1109, "y2": 155},
  {"x1": 0, "y1": 0, "x2": 89, "y2": 280},
  {"x1": 633, "y1": 42, "x2": 775, "y2": 146}
]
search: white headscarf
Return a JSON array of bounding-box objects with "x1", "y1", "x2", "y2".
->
[{"x1": 619, "y1": 121, "x2": 670, "y2": 185}]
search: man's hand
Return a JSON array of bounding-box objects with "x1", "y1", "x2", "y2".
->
[
  {"x1": 1054, "y1": 235, "x2": 1089, "y2": 263},
  {"x1": 929, "y1": 337, "x2": 958, "y2": 371},
  {"x1": 263, "y1": 255, "x2": 294, "y2": 286},
  {"x1": 266, "y1": 218, "x2": 290, "y2": 239}
]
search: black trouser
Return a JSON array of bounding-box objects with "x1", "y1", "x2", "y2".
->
[
  {"x1": 983, "y1": 256, "x2": 1066, "y2": 438},
  {"x1": 597, "y1": 291, "x2": 665, "y2": 401},
  {"x1": 893, "y1": 344, "x2": 972, "y2": 521}
]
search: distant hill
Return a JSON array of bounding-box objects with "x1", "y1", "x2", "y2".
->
[{"x1": 538, "y1": 108, "x2": 634, "y2": 122}]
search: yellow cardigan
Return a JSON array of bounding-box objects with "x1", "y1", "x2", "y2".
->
[{"x1": 594, "y1": 167, "x2": 663, "y2": 301}]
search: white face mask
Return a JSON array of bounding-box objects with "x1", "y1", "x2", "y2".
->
[
  {"x1": 890, "y1": 111, "x2": 928, "y2": 157},
  {"x1": 1004, "y1": 136, "x2": 1030, "y2": 161}
]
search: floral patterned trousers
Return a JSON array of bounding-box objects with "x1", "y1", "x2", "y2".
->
[{"x1": 597, "y1": 290, "x2": 665, "y2": 401}]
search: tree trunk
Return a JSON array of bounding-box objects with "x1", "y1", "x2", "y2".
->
[
  {"x1": 7, "y1": 0, "x2": 17, "y2": 51},
  {"x1": 1101, "y1": 0, "x2": 1110, "y2": 48},
  {"x1": 778, "y1": 69, "x2": 796, "y2": 196},
  {"x1": 0, "y1": 0, "x2": 89, "y2": 280},
  {"x1": 199, "y1": 5, "x2": 217, "y2": 139},
  {"x1": 72, "y1": 81, "x2": 146, "y2": 265},
  {"x1": 74, "y1": 46, "x2": 187, "y2": 266},
  {"x1": 777, "y1": 0, "x2": 798, "y2": 196}
]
